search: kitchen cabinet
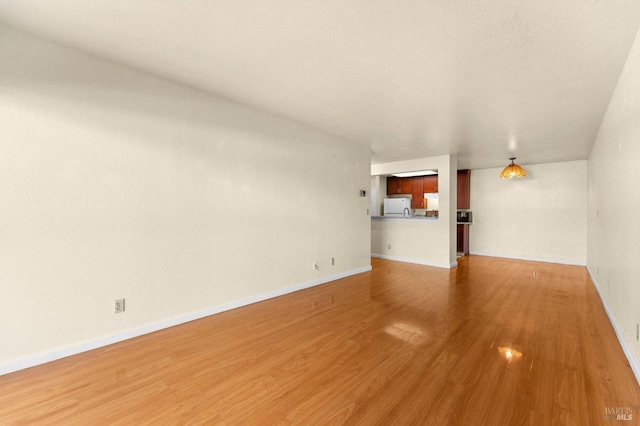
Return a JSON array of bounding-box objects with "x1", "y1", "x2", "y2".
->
[
  {"x1": 387, "y1": 175, "x2": 437, "y2": 200},
  {"x1": 386, "y1": 177, "x2": 412, "y2": 195},
  {"x1": 457, "y1": 170, "x2": 471, "y2": 255},
  {"x1": 457, "y1": 169, "x2": 471, "y2": 210},
  {"x1": 400, "y1": 178, "x2": 412, "y2": 194},
  {"x1": 424, "y1": 175, "x2": 438, "y2": 193},
  {"x1": 387, "y1": 177, "x2": 400, "y2": 195},
  {"x1": 411, "y1": 177, "x2": 425, "y2": 209},
  {"x1": 457, "y1": 224, "x2": 470, "y2": 255}
]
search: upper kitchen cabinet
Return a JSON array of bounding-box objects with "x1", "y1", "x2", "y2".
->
[
  {"x1": 400, "y1": 178, "x2": 412, "y2": 194},
  {"x1": 457, "y1": 170, "x2": 471, "y2": 209},
  {"x1": 424, "y1": 175, "x2": 438, "y2": 193},
  {"x1": 387, "y1": 177, "x2": 412, "y2": 195},
  {"x1": 387, "y1": 176, "x2": 400, "y2": 195},
  {"x1": 411, "y1": 177, "x2": 425, "y2": 209}
]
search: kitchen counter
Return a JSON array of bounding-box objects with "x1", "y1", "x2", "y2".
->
[{"x1": 372, "y1": 216, "x2": 438, "y2": 222}]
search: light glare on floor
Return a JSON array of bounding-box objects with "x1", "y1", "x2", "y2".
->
[{"x1": 498, "y1": 346, "x2": 523, "y2": 363}]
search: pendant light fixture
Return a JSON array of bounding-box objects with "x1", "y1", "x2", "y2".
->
[{"x1": 500, "y1": 157, "x2": 526, "y2": 179}]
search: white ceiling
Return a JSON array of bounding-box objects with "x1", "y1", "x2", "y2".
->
[{"x1": 1, "y1": 1, "x2": 640, "y2": 169}]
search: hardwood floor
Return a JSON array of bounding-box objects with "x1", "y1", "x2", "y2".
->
[{"x1": 1, "y1": 256, "x2": 639, "y2": 425}]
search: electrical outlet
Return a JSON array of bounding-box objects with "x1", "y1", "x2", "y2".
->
[
  {"x1": 387, "y1": 243, "x2": 391, "y2": 250},
  {"x1": 114, "y1": 298, "x2": 125, "y2": 314},
  {"x1": 331, "y1": 257, "x2": 335, "y2": 266},
  {"x1": 313, "y1": 261, "x2": 319, "y2": 271}
]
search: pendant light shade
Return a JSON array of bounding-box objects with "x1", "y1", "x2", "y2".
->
[{"x1": 500, "y1": 157, "x2": 526, "y2": 179}]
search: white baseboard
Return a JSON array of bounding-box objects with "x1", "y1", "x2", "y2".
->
[
  {"x1": 586, "y1": 266, "x2": 640, "y2": 386},
  {"x1": 371, "y1": 253, "x2": 457, "y2": 269},
  {"x1": 469, "y1": 251, "x2": 586, "y2": 266},
  {"x1": 0, "y1": 265, "x2": 372, "y2": 377}
]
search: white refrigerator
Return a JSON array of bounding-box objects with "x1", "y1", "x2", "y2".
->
[{"x1": 383, "y1": 198, "x2": 413, "y2": 217}]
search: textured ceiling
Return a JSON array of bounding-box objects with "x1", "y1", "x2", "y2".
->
[{"x1": 1, "y1": 1, "x2": 639, "y2": 169}]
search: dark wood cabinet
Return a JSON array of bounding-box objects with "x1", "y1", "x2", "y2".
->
[
  {"x1": 387, "y1": 175, "x2": 437, "y2": 202},
  {"x1": 424, "y1": 175, "x2": 438, "y2": 193},
  {"x1": 411, "y1": 177, "x2": 425, "y2": 209},
  {"x1": 457, "y1": 170, "x2": 471, "y2": 255},
  {"x1": 400, "y1": 178, "x2": 412, "y2": 194},
  {"x1": 457, "y1": 169, "x2": 471, "y2": 210},
  {"x1": 387, "y1": 177, "x2": 400, "y2": 195},
  {"x1": 457, "y1": 224, "x2": 470, "y2": 255},
  {"x1": 387, "y1": 177, "x2": 413, "y2": 195}
]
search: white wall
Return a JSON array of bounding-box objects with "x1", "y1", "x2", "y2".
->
[
  {"x1": 0, "y1": 25, "x2": 371, "y2": 373},
  {"x1": 371, "y1": 155, "x2": 457, "y2": 268},
  {"x1": 587, "y1": 26, "x2": 640, "y2": 382},
  {"x1": 371, "y1": 219, "x2": 451, "y2": 268},
  {"x1": 470, "y1": 161, "x2": 587, "y2": 265},
  {"x1": 370, "y1": 175, "x2": 385, "y2": 216}
]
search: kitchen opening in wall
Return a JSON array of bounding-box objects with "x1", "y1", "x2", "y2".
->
[{"x1": 385, "y1": 170, "x2": 439, "y2": 218}]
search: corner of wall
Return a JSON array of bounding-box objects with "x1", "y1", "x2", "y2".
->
[{"x1": 586, "y1": 266, "x2": 640, "y2": 386}]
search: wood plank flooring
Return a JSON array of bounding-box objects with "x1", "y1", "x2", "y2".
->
[{"x1": 1, "y1": 256, "x2": 639, "y2": 425}]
